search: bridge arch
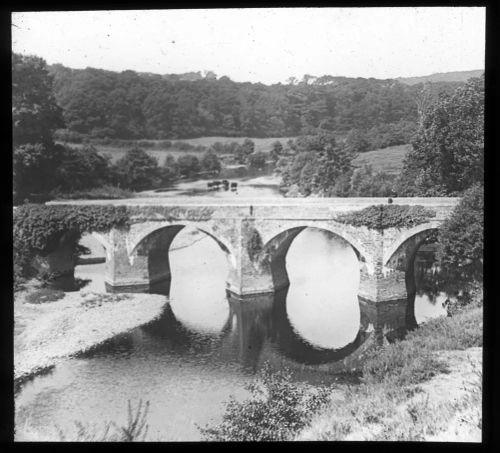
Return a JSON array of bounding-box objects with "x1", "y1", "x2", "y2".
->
[
  {"x1": 257, "y1": 220, "x2": 372, "y2": 268},
  {"x1": 384, "y1": 222, "x2": 440, "y2": 270},
  {"x1": 384, "y1": 222, "x2": 441, "y2": 329},
  {"x1": 258, "y1": 225, "x2": 365, "y2": 292},
  {"x1": 128, "y1": 221, "x2": 236, "y2": 260},
  {"x1": 128, "y1": 221, "x2": 237, "y2": 293}
]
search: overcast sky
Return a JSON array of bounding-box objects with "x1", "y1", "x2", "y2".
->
[{"x1": 12, "y1": 8, "x2": 485, "y2": 84}]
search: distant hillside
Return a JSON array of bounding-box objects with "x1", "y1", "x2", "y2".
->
[{"x1": 397, "y1": 70, "x2": 483, "y2": 85}]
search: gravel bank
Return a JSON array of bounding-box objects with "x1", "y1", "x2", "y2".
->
[{"x1": 14, "y1": 290, "x2": 168, "y2": 385}]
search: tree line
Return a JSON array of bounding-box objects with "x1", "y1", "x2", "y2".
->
[{"x1": 46, "y1": 58, "x2": 461, "y2": 145}]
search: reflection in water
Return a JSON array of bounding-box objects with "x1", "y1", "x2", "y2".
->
[
  {"x1": 18, "y1": 230, "x2": 449, "y2": 441},
  {"x1": 168, "y1": 229, "x2": 230, "y2": 334},
  {"x1": 413, "y1": 244, "x2": 448, "y2": 323},
  {"x1": 285, "y1": 229, "x2": 360, "y2": 349}
]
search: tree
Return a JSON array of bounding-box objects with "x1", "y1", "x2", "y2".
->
[
  {"x1": 345, "y1": 129, "x2": 370, "y2": 153},
  {"x1": 437, "y1": 185, "x2": 483, "y2": 292},
  {"x1": 12, "y1": 53, "x2": 65, "y2": 203},
  {"x1": 270, "y1": 141, "x2": 283, "y2": 163},
  {"x1": 160, "y1": 154, "x2": 179, "y2": 185},
  {"x1": 349, "y1": 164, "x2": 396, "y2": 197},
  {"x1": 176, "y1": 154, "x2": 200, "y2": 178},
  {"x1": 201, "y1": 149, "x2": 222, "y2": 174},
  {"x1": 55, "y1": 145, "x2": 110, "y2": 192},
  {"x1": 12, "y1": 53, "x2": 64, "y2": 147},
  {"x1": 279, "y1": 132, "x2": 355, "y2": 197},
  {"x1": 13, "y1": 143, "x2": 64, "y2": 203},
  {"x1": 248, "y1": 151, "x2": 267, "y2": 170},
  {"x1": 114, "y1": 148, "x2": 161, "y2": 191},
  {"x1": 399, "y1": 75, "x2": 484, "y2": 196},
  {"x1": 241, "y1": 138, "x2": 255, "y2": 156}
]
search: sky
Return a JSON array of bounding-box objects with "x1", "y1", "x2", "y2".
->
[{"x1": 11, "y1": 7, "x2": 485, "y2": 84}]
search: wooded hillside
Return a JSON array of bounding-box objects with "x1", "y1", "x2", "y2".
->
[{"x1": 47, "y1": 62, "x2": 465, "y2": 141}]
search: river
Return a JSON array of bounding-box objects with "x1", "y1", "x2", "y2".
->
[{"x1": 14, "y1": 228, "x2": 447, "y2": 441}]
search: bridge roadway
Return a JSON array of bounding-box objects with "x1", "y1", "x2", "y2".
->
[{"x1": 46, "y1": 196, "x2": 459, "y2": 351}]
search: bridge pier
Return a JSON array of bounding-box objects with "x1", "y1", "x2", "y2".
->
[
  {"x1": 103, "y1": 226, "x2": 182, "y2": 294},
  {"x1": 225, "y1": 219, "x2": 276, "y2": 297},
  {"x1": 357, "y1": 225, "x2": 415, "y2": 343}
]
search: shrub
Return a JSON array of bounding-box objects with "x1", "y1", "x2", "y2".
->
[
  {"x1": 55, "y1": 400, "x2": 149, "y2": 441},
  {"x1": 199, "y1": 366, "x2": 330, "y2": 441}
]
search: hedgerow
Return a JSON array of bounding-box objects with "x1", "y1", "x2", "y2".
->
[{"x1": 336, "y1": 204, "x2": 436, "y2": 230}]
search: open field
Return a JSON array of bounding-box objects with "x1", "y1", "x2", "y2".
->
[{"x1": 352, "y1": 144, "x2": 410, "y2": 175}]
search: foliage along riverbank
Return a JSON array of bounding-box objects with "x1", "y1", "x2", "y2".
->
[
  {"x1": 14, "y1": 284, "x2": 168, "y2": 388},
  {"x1": 201, "y1": 301, "x2": 482, "y2": 442}
]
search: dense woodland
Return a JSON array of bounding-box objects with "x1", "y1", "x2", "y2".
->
[{"x1": 47, "y1": 61, "x2": 462, "y2": 150}]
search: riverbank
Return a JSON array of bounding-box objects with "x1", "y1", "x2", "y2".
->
[
  {"x1": 295, "y1": 305, "x2": 483, "y2": 442},
  {"x1": 14, "y1": 285, "x2": 168, "y2": 387}
]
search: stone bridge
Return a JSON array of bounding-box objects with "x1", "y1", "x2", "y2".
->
[{"x1": 47, "y1": 197, "x2": 458, "y2": 341}]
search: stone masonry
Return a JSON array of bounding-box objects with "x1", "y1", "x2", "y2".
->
[{"x1": 47, "y1": 197, "x2": 459, "y2": 336}]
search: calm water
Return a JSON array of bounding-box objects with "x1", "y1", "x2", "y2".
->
[{"x1": 15, "y1": 228, "x2": 446, "y2": 441}]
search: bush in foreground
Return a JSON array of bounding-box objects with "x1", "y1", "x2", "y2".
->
[{"x1": 199, "y1": 365, "x2": 329, "y2": 441}]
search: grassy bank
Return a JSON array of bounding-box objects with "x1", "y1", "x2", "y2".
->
[
  {"x1": 296, "y1": 305, "x2": 482, "y2": 441},
  {"x1": 14, "y1": 285, "x2": 168, "y2": 386},
  {"x1": 200, "y1": 304, "x2": 482, "y2": 442}
]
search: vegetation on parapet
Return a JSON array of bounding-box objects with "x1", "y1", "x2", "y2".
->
[
  {"x1": 14, "y1": 204, "x2": 130, "y2": 289},
  {"x1": 335, "y1": 204, "x2": 436, "y2": 230}
]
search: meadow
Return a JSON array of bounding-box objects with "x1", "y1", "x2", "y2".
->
[{"x1": 352, "y1": 144, "x2": 410, "y2": 175}]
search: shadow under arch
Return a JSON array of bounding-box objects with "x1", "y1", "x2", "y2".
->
[
  {"x1": 132, "y1": 224, "x2": 234, "y2": 296},
  {"x1": 385, "y1": 226, "x2": 439, "y2": 330}
]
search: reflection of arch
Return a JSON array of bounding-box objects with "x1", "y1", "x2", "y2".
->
[
  {"x1": 260, "y1": 226, "x2": 363, "y2": 291},
  {"x1": 269, "y1": 287, "x2": 372, "y2": 364}
]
